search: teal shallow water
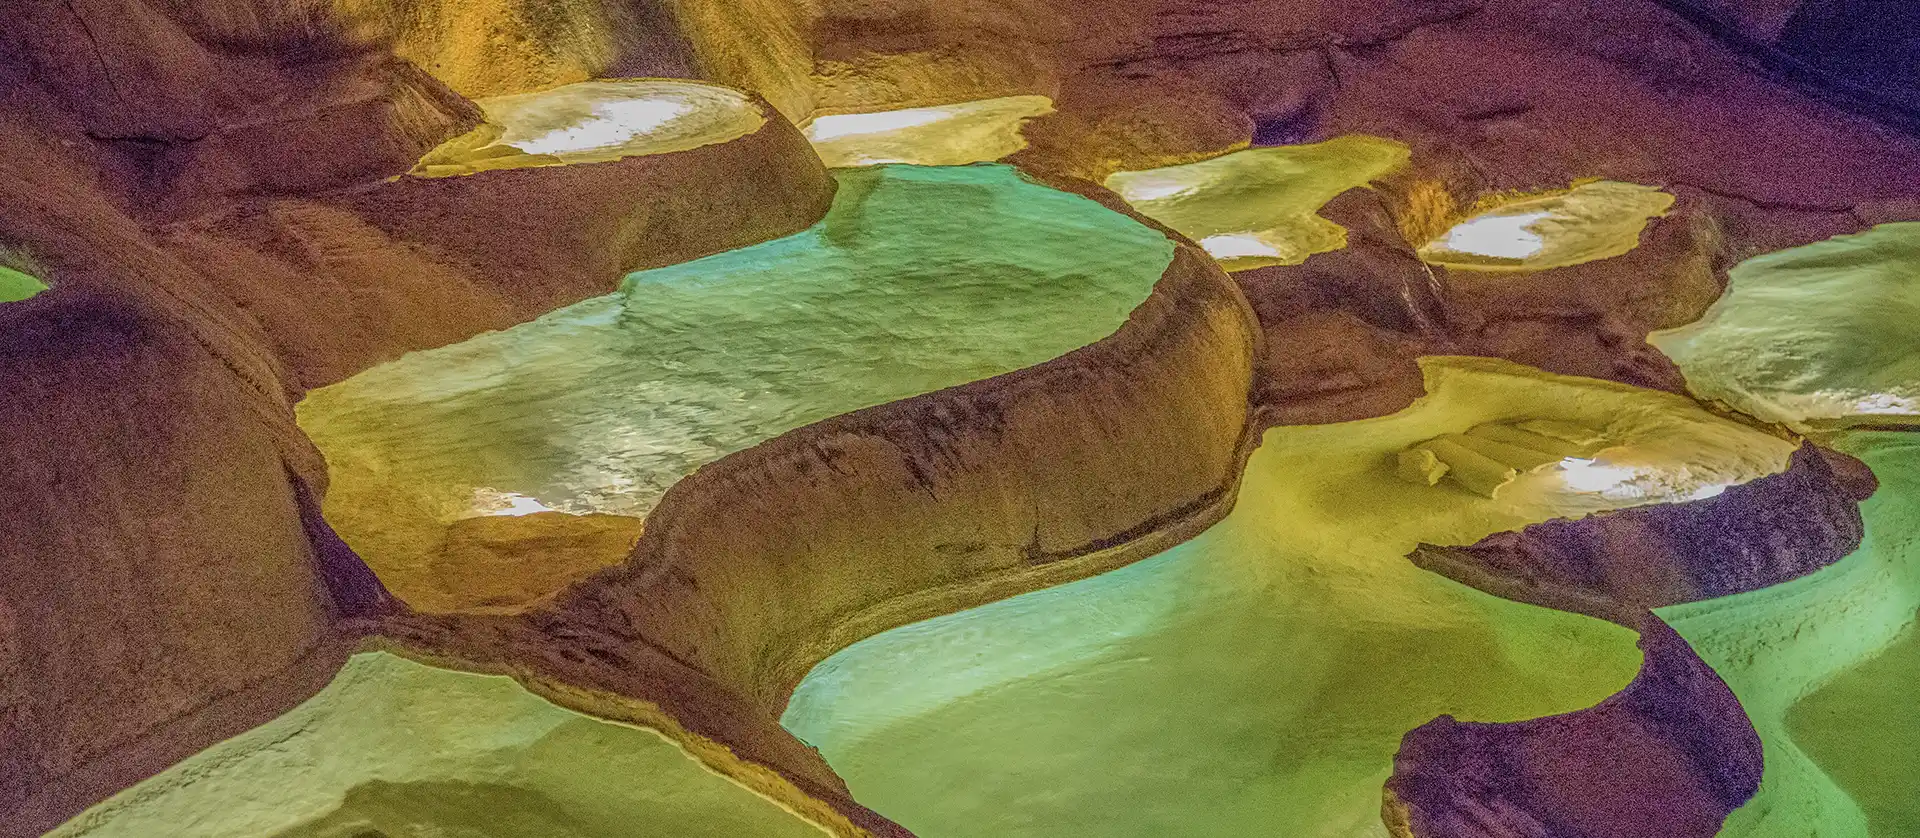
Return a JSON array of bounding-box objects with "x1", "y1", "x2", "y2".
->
[
  {"x1": 1660, "y1": 432, "x2": 1920, "y2": 838},
  {"x1": 53, "y1": 653, "x2": 826, "y2": 837},
  {"x1": 1649, "y1": 223, "x2": 1920, "y2": 428},
  {"x1": 1644, "y1": 225, "x2": 1920, "y2": 837},
  {"x1": 780, "y1": 451, "x2": 1643, "y2": 838},
  {"x1": 774, "y1": 359, "x2": 1795, "y2": 838},
  {"x1": 298, "y1": 163, "x2": 1174, "y2": 577}
]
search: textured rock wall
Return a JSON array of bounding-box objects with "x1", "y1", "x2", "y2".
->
[
  {"x1": 1236, "y1": 187, "x2": 1438, "y2": 424},
  {"x1": 3, "y1": 0, "x2": 483, "y2": 220},
  {"x1": 85, "y1": 0, "x2": 694, "y2": 102},
  {"x1": 0, "y1": 291, "x2": 351, "y2": 838},
  {"x1": 162, "y1": 101, "x2": 834, "y2": 391},
  {"x1": 665, "y1": 0, "x2": 820, "y2": 121},
  {"x1": 1662, "y1": 0, "x2": 1920, "y2": 123},
  {"x1": 1776, "y1": 0, "x2": 1920, "y2": 102},
  {"x1": 337, "y1": 0, "x2": 698, "y2": 99},
  {"x1": 1690, "y1": 0, "x2": 1805, "y2": 42},
  {"x1": 804, "y1": 0, "x2": 1920, "y2": 219}
]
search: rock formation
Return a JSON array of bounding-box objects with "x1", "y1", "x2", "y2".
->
[
  {"x1": 1, "y1": 1, "x2": 1916, "y2": 837},
  {"x1": 1387, "y1": 615, "x2": 1764, "y2": 838},
  {"x1": 1412, "y1": 443, "x2": 1873, "y2": 622}
]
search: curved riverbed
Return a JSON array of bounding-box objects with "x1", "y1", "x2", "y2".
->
[
  {"x1": 783, "y1": 357, "x2": 1793, "y2": 837},
  {"x1": 1662, "y1": 431, "x2": 1920, "y2": 838}
]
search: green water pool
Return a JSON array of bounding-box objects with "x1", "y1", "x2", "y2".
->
[
  {"x1": 782, "y1": 358, "x2": 1795, "y2": 837},
  {"x1": 297, "y1": 163, "x2": 1175, "y2": 605},
  {"x1": 53, "y1": 653, "x2": 826, "y2": 838},
  {"x1": 1649, "y1": 223, "x2": 1920, "y2": 429},
  {"x1": 1661, "y1": 431, "x2": 1920, "y2": 838},
  {"x1": 0, "y1": 263, "x2": 47, "y2": 303}
]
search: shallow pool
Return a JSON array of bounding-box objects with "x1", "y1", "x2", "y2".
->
[
  {"x1": 1662, "y1": 431, "x2": 1920, "y2": 838},
  {"x1": 783, "y1": 357, "x2": 1793, "y2": 837},
  {"x1": 299, "y1": 163, "x2": 1175, "y2": 609},
  {"x1": 52, "y1": 653, "x2": 826, "y2": 838}
]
